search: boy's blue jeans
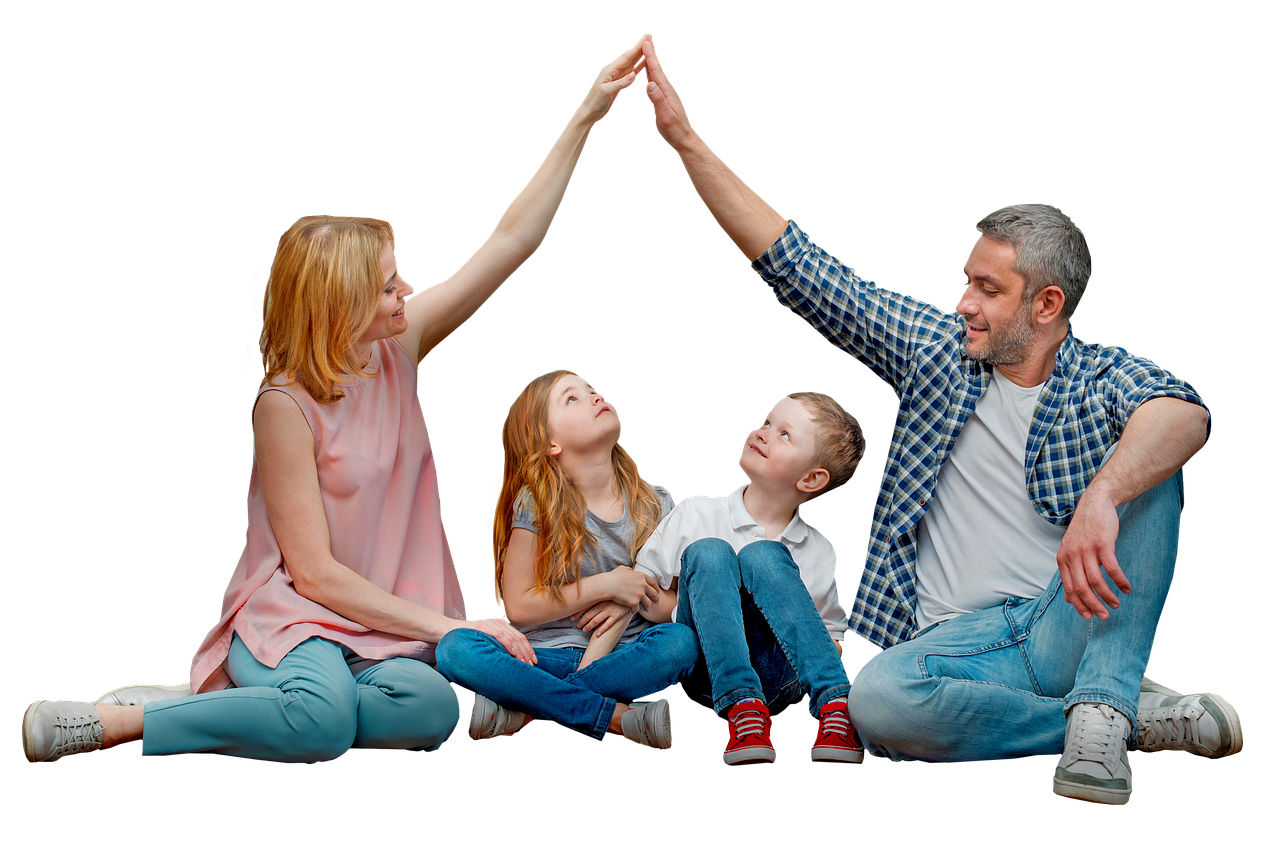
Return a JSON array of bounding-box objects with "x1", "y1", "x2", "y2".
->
[
  {"x1": 676, "y1": 538, "x2": 850, "y2": 719},
  {"x1": 434, "y1": 623, "x2": 697, "y2": 740},
  {"x1": 849, "y1": 468, "x2": 1183, "y2": 761}
]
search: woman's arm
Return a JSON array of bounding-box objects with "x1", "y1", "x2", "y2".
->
[
  {"x1": 397, "y1": 38, "x2": 646, "y2": 363},
  {"x1": 500, "y1": 527, "x2": 659, "y2": 628},
  {"x1": 254, "y1": 390, "x2": 537, "y2": 663}
]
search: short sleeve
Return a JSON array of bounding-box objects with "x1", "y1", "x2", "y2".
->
[{"x1": 512, "y1": 488, "x2": 540, "y2": 536}]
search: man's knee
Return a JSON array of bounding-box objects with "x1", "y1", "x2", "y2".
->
[{"x1": 848, "y1": 647, "x2": 924, "y2": 757}]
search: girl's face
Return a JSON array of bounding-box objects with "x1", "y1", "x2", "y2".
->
[
  {"x1": 359, "y1": 241, "x2": 413, "y2": 348},
  {"x1": 545, "y1": 374, "x2": 620, "y2": 458}
]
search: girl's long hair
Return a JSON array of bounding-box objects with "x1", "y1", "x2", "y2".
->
[
  {"x1": 260, "y1": 215, "x2": 393, "y2": 403},
  {"x1": 493, "y1": 370, "x2": 664, "y2": 602}
]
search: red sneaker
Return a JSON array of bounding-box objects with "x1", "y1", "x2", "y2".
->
[
  {"x1": 811, "y1": 700, "x2": 864, "y2": 763},
  {"x1": 724, "y1": 698, "x2": 775, "y2": 765}
]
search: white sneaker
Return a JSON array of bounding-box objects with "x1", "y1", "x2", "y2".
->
[
  {"x1": 94, "y1": 683, "x2": 191, "y2": 706},
  {"x1": 467, "y1": 694, "x2": 525, "y2": 739},
  {"x1": 22, "y1": 701, "x2": 104, "y2": 763},
  {"x1": 1137, "y1": 677, "x2": 1243, "y2": 759},
  {"x1": 1053, "y1": 702, "x2": 1133, "y2": 805},
  {"x1": 620, "y1": 699, "x2": 671, "y2": 749}
]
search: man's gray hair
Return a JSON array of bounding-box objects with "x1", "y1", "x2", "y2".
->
[{"x1": 976, "y1": 204, "x2": 1091, "y2": 319}]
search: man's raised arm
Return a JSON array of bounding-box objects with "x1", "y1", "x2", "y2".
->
[{"x1": 643, "y1": 38, "x2": 788, "y2": 260}]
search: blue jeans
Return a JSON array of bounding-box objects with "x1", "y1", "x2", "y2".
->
[
  {"x1": 849, "y1": 467, "x2": 1183, "y2": 761},
  {"x1": 142, "y1": 634, "x2": 459, "y2": 762},
  {"x1": 676, "y1": 538, "x2": 850, "y2": 718},
  {"x1": 434, "y1": 623, "x2": 697, "y2": 740}
]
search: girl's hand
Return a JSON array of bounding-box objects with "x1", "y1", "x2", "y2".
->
[
  {"x1": 466, "y1": 618, "x2": 538, "y2": 665},
  {"x1": 574, "y1": 601, "x2": 633, "y2": 637},
  {"x1": 579, "y1": 36, "x2": 647, "y2": 124},
  {"x1": 604, "y1": 566, "x2": 661, "y2": 610}
]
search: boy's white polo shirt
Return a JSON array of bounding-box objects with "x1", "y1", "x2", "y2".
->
[{"x1": 635, "y1": 485, "x2": 846, "y2": 640}]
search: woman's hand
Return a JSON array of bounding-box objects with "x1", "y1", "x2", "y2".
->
[
  {"x1": 465, "y1": 618, "x2": 538, "y2": 665},
  {"x1": 574, "y1": 601, "x2": 634, "y2": 638},
  {"x1": 603, "y1": 566, "x2": 660, "y2": 611},
  {"x1": 579, "y1": 36, "x2": 646, "y2": 124}
]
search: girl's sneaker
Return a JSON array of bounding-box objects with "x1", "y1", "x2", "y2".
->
[
  {"x1": 811, "y1": 699, "x2": 864, "y2": 762},
  {"x1": 724, "y1": 697, "x2": 775, "y2": 765},
  {"x1": 620, "y1": 699, "x2": 672, "y2": 749},
  {"x1": 468, "y1": 694, "x2": 525, "y2": 739}
]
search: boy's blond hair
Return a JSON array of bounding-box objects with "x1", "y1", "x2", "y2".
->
[{"x1": 789, "y1": 392, "x2": 865, "y2": 496}]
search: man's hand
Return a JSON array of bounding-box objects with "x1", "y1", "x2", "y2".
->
[
  {"x1": 642, "y1": 37, "x2": 695, "y2": 151},
  {"x1": 1056, "y1": 487, "x2": 1131, "y2": 620}
]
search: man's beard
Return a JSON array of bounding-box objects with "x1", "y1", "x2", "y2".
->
[{"x1": 964, "y1": 299, "x2": 1036, "y2": 365}]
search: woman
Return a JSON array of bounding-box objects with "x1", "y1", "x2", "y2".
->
[{"x1": 22, "y1": 39, "x2": 647, "y2": 764}]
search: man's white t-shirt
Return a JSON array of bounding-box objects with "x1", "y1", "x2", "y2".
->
[{"x1": 914, "y1": 368, "x2": 1066, "y2": 631}]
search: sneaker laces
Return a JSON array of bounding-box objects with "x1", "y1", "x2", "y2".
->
[
  {"x1": 1139, "y1": 703, "x2": 1203, "y2": 750},
  {"x1": 1064, "y1": 704, "x2": 1127, "y2": 774},
  {"x1": 52, "y1": 711, "x2": 103, "y2": 758},
  {"x1": 729, "y1": 705, "x2": 766, "y2": 740},
  {"x1": 819, "y1": 705, "x2": 851, "y2": 737}
]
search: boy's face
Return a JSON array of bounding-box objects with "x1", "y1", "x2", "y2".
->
[{"x1": 739, "y1": 397, "x2": 824, "y2": 493}]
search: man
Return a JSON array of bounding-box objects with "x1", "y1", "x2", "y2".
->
[{"x1": 639, "y1": 37, "x2": 1242, "y2": 804}]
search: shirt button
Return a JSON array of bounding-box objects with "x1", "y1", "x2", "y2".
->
[
  {"x1": 918, "y1": 499, "x2": 926, "y2": 506},
  {"x1": 751, "y1": 527, "x2": 764, "y2": 538}
]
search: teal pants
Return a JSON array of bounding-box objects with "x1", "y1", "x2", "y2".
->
[{"x1": 142, "y1": 634, "x2": 459, "y2": 762}]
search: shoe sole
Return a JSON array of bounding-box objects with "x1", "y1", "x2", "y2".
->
[
  {"x1": 723, "y1": 746, "x2": 776, "y2": 765},
  {"x1": 637, "y1": 699, "x2": 672, "y2": 749},
  {"x1": 22, "y1": 701, "x2": 43, "y2": 762},
  {"x1": 1053, "y1": 775, "x2": 1131, "y2": 805},
  {"x1": 468, "y1": 696, "x2": 497, "y2": 739},
  {"x1": 812, "y1": 746, "x2": 865, "y2": 763}
]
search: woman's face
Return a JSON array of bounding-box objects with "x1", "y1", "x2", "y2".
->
[{"x1": 359, "y1": 241, "x2": 413, "y2": 347}]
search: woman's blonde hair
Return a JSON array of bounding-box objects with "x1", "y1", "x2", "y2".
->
[
  {"x1": 493, "y1": 370, "x2": 664, "y2": 603},
  {"x1": 260, "y1": 215, "x2": 394, "y2": 403}
]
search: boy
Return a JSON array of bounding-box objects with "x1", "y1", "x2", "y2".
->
[{"x1": 634, "y1": 392, "x2": 865, "y2": 765}]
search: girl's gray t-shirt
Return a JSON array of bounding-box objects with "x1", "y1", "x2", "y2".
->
[{"x1": 511, "y1": 484, "x2": 674, "y2": 649}]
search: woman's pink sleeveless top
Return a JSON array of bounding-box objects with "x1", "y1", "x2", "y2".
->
[{"x1": 189, "y1": 338, "x2": 466, "y2": 693}]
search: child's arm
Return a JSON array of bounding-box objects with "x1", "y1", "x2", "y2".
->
[
  {"x1": 638, "y1": 583, "x2": 679, "y2": 624},
  {"x1": 577, "y1": 609, "x2": 630, "y2": 670},
  {"x1": 502, "y1": 528, "x2": 659, "y2": 628}
]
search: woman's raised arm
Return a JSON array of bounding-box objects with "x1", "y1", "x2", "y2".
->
[{"x1": 398, "y1": 38, "x2": 647, "y2": 363}]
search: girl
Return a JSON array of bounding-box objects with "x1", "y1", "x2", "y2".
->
[
  {"x1": 434, "y1": 371, "x2": 698, "y2": 747},
  {"x1": 22, "y1": 41, "x2": 646, "y2": 765}
]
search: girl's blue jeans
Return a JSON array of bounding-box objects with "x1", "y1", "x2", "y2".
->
[
  {"x1": 676, "y1": 538, "x2": 851, "y2": 719},
  {"x1": 433, "y1": 623, "x2": 698, "y2": 740},
  {"x1": 142, "y1": 634, "x2": 459, "y2": 762},
  {"x1": 849, "y1": 467, "x2": 1183, "y2": 761}
]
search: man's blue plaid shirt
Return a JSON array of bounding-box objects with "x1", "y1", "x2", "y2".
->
[{"x1": 753, "y1": 222, "x2": 1208, "y2": 650}]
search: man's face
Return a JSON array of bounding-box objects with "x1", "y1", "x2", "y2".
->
[{"x1": 956, "y1": 236, "x2": 1035, "y2": 366}]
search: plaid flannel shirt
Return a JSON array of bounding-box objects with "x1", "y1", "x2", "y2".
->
[{"x1": 753, "y1": 222, "x2": 1208, "y2": 649}]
